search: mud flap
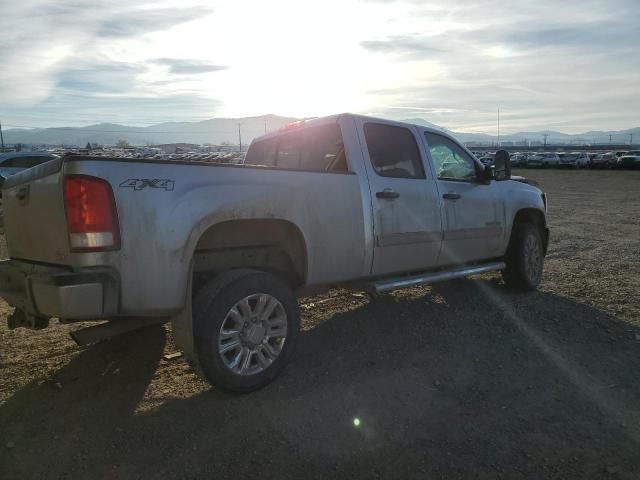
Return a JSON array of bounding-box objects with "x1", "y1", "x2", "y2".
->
[{"x1": 169, "y1": 263, "x2": 203, "y2": 375}]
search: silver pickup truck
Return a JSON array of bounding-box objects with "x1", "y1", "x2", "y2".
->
[{"x1": 0, "y1": 114, "x2": 549, "y2": 392}]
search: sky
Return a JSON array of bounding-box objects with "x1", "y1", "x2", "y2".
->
[{"x1": 0, "y1": 0, "x2": 638, "y2": 134}]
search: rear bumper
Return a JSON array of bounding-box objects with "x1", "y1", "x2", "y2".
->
[{"x1": 0, "y1": 260, "x2": 119, "y2": 320}]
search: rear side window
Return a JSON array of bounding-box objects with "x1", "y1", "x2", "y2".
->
[
  {"x1": 363, "y1": 123, "x2": 425, "y2": 179},
  {"x1": 244, "y1": 137, "x2": 277, "y2": 166},
  {"x1": 244, "y1": 123, "x2": 347, "y2": 172}
]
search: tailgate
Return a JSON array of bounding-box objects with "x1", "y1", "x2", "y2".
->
[{"x1": 2, "y1": 157, "x2": 72, "y2": 264}]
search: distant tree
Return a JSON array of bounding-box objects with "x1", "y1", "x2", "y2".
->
[
  {"x1": 15, "y1": 143, "x2": 22, "y2": 152},
  {"x1": 85, "y1": 142, "x2": 92, "y2": 150},
  {"x1": 116, "y1": 139, "x2": 130, "y2": 148}
]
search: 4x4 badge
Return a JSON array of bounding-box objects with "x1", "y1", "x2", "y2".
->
[{"x1": 119, "y1": 179, "x2": 175, "y2": 191}]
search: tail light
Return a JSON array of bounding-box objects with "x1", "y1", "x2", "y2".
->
[{"x1": 64, "y1": 175, "x2": 120, "y2": 252}]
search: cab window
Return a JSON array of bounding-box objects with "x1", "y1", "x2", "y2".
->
[
  {"x1": 364, "y1": 123, "x2": 425, "y2": 179},
  {"x1": 244, "y1": 137, "x2": 277, "y2": 166},
  {"x1": 244, "y1": 123, "x2": 347, "y2": 172},
  {"x1": 424, "y1": 132, "x2": 477, "y2": 181}
]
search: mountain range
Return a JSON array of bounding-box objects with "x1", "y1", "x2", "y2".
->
[
  {"x1": 404, "y1": 118, "x2": 639, "y2": 146},
  {"x1": 3, "y1": 115, "x2": 638, "y2": 147},
  {"x1": 2, "y1": 115, "x2": 297, "y2": 148}
]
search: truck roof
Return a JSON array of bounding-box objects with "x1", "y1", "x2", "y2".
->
[{"x1": 251, "y1": 113, "x2": 453, "y2": 144}]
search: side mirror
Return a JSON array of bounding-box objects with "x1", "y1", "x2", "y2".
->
[
  {"x1": 479, "y1": 164, "x2": 494, "y2": 183},
  {"x1": 494, "y1": 150, "x2": 511, "y2": 181}
]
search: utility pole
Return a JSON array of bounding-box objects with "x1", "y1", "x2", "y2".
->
[
  {"x1": 0, "y1": 120, "x2": 4, "y2": 152},
  {"x1": 497, "y1": 108, "x2": 500, "y2": 147},
  {"x1": 630, "y1": 133, "x2": 633, "y2": 147},
  {"x1": 543, "y1": 133, "x2": 549, "y2": 150},
  {"x1": 237, "y1": 123, "x2": 242, "y2": 152},
  {"x1": 609, "y1": 134, "x2": 612, "y2": 145}
]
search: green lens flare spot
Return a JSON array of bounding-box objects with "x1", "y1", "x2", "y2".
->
[{"x1": 353, "y1": 418, "x2": 361, "y2": 427}]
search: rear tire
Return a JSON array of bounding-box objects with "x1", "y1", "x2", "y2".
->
[
  {"x1": 502, "y1": 223, "x2": 544, "y2": 291},
  {"x1": 193, "y1": 269, "x2": 300, "y2": 393}
]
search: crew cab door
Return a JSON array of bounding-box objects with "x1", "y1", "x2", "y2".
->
[
  {"x1": 423, "y1": 132, "x2": 505, "y2": 265},
  {"x1": 357, "y1": 119, "x2": 442, "y2": 276}
]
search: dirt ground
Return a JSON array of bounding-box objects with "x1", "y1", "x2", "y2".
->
[{"x1": 1, "y1": 169, "x2": 639, "y2": 479}]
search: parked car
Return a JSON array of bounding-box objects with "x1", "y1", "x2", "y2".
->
[
  {"x1": 587, "y1": 152, "x2": 600, "y2": 166},
  {"x1": 617, "y1": 155, "x2": 640, "y2": 169},
  {"x1": 510, "y1": 154, "x2": 528, "y2": 167},
  {"x1": 0, "y1": 151, "x2": 58, "y2": 188},
  {"x1": 0, "y1": 114, "x2": 549, "y2": 392},
  {"x1": 527, "y1": 152, "x2": 559, "y2": 168},
  {"x1": 559, "y1": 151, "x2": 590, "y2": 168},
  {"x1": 591, "y1": 152, "x2": 617, "y2": 168}
]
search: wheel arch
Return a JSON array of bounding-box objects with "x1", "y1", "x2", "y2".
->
[
  {"x1": 509, "y1": 207, "x2": 549, "y2": 254},
  {"x1": 189, "y1": 218, "x2": 308, "y2": 290}
]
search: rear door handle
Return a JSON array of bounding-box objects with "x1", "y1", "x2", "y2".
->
[
  {"x1": 376, "y1": 189, "x2": 400, "y2": 199},
  {"x1": 442, "y1": 192, "x2": 461, "y2": 200}
]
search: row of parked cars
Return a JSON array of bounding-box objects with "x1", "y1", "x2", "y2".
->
[
  {"x1": 474, "y1": 150, "x2": 640, "y2": 169},
  {"x1": 0, "y1": 146, "x2": 638, "y2": 194}
]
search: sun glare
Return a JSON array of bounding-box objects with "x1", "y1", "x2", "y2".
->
[{"x1": 148, "y1": 0, "x2": 411, "y2": 118}]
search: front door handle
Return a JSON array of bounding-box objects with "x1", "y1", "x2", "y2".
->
[
  {"x1": 442, "y1": 192, "x2": 461, "y2": 200},
  {"x1": 376, "y1": 189, "x2": 400, "y2": 199}
]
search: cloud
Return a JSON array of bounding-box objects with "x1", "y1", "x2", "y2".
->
[
  {"x1": 57, "y1": 62, "x2": 147, "y2": 93},
  {"x1": 151, "y1": 58, "x2": 229, "y2": 75},
  {"x1": 360, "y1": 36, "x2": 444, "y2": 56},
  {"x1": 98, "y1": 6, "x2": 212, "y2": 37},
  {"x1": 357, "y1": 0, "x2": 640, "y2": 132},
  {"x1": 3, "y1": 92, "x2": 223, "y2": 127},
  {"x1": 0, "y1": 0, "x2": 219, "y2": 124},
  {"x1": 502, "y1": 21, "x2": 637, "y2": 50},
  {"x1": 1, "y1": 0, "x2": 638, "y2": 133}
]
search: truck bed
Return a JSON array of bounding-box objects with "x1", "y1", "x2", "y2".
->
[{"x1": 1, "y1": 154, "x2": 368, "y2": 317}]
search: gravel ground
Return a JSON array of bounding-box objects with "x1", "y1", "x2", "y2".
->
[{"x1": 1, "y1": 169, "x2": 639, "y2": 479}]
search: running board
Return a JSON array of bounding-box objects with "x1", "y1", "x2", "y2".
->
[{"x1": 371, "y1": 261, "x2": 506, "y2": 293}]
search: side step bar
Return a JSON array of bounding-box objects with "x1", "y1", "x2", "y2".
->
[{"x1": 371, "y1": 261, "x2": 506, "y2": 294}]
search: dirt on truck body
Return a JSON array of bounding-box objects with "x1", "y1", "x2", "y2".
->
[{"x1": 0, "y1": 115, "x2": 548, "y2": 392}]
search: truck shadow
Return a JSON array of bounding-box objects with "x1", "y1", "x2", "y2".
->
[{"x1": 2, "y1": 278, "x2": 640, "y2": 478}]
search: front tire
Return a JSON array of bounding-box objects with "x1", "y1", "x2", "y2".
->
[
  {"x1": 502, "y1": 223, "x2": 545, "y2": 291},
  {"x1": 193, "y1": 269, "x2": 300, "y2": 393}
]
